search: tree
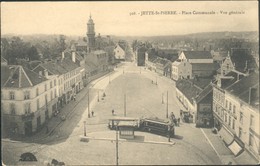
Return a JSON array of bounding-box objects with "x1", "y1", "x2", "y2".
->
[{"x1": 27, "y1": 46, "x2": 39, "y2": 61}]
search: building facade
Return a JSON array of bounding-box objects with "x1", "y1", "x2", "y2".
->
[
  {"x1": 212, "y1": 71, "x2": 259, "y2": 163},
  {"x1": 172, "y1": 59, "x2": 192, "y2": 81},
  {"x1": 1, "y1": 65, "x2": 58, "y2": 136}
]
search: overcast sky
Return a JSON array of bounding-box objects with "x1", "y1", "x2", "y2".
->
[{"x1": 1, "y1": 1, "x2": 258, "y2": 36}]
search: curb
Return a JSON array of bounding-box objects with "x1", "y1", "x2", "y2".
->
[{"x1": 79, "y1": 136, "x2": 175, "y2": 145}]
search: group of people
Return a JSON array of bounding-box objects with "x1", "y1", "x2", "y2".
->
[{"x1": 170, "y1": 112, "x2": 180, "y2": 126}]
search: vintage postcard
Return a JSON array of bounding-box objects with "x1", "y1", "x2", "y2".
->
[{"x1": 1, "y1": 1, "x2": 259, "y2": 165}]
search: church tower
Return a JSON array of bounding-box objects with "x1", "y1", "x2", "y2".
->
[{"x1": 87, "y1": 14, "x2": 96, "y2": 52}]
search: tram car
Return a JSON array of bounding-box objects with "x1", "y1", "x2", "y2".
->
[{"x1": 108, "y1": 116, "x2": 175, "y2": 137}]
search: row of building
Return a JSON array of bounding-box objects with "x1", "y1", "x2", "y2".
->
[{"x1": 136, "y1": 45, "x2": 259, "y2": 163}]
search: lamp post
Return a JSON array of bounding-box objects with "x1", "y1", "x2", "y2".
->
[
  {"x1": 97, "y1": 91, "x2": 99, "y2": 102},
  {"x1": 116, "y1": 122, "x2": 119, "y2": 166},
  {"x1": 88, "y1": 89, "x2": 90, "y2": 118},
  {"x1": 124, "y1": 94, "x2": 126, "y2": 117},
  {"x1": 162, "y1": 93, "x2": 164, "y2": 104},
  {"x1": 166, "y1": 91, "x2": 168, "y2": 118},
  {"x1": 83, "y1": 121, "x2": 86, "y2": 136}
]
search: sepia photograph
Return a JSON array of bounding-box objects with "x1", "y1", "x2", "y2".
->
[{"x1": 1, "y1": 1, "x2": 259, "y2": 165}]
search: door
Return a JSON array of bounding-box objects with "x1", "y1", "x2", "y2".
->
[{"x1": 24, "y1": 121, "x2": 32, "y2": 136}]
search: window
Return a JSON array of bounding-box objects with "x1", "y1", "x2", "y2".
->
[
  {"x1": 54, "y1": 79, "x2": 56, "y2": 86},
  {"x1": 24, "y1": 103, "x2": 31, "y2": 114},
  {"x1": 9, "y1": 91, "x2": 15, "y2": 100},
  {"x1": 10, "y1": 103, "x2": 16, "y2": 115},
  {"x1": 37, "y1": 99, "x2": 40, "y2": 109},
  {"x1": 50, "y1": 81, "x2": 52, "y2": 88},
  {"x1": 240, "y1": 112, "x2": 243, "y2": 124},
  {"x1": 238, "y1": 127, "x2": 242, "y2": 138},
  {"x1": 225, "y1": 100, "x2": 228, "y2": 108},
  {"x1": 229, "y1": 102, "x2": 232, "y2": 111},
  {"x1": 227, "y1": 64, "x2": 229, "y2": 70},
  {"x1": 233, "y1": 105, "x2": 236, "y2": 114},
  {"x1": 54, "y1": 90, "x2": 57, "y2": 98},
  {"x1": 250, "y1": 115, "x2": 255, "y2": 128},
  {"x1": 24, "y1": 91, "x2": 30, "y2": 100},
  {"x1": 225, "y1": 113, "x2": 227, "y2": 122},
  {"x1": 36, "y1": 87, "x2": 39, "y2": 96},
  {"x1": 232, "y1": 118, "x2": 235, "y2": 129},
  {"x1": 249, "y1": 133, "x2": 254, "y2": 147},
  {"x1": 45, "y1": 84, "x2": 47, "y2": 91},
  {"x1": 228, "y1": 116, "x2": 231, "y2": 126},
  {"x1": 45, "y1": 94, "x2": 48, "y2": 104},
  {"x1": 51, "y1": 91, "x2": 53, "y2": 100}
]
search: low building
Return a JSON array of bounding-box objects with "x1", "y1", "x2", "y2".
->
[
  {"x1": 172, "y1": 59, "x2": 192, "y2": 81},
  {"x1": 114, "y1": 43, "x2": 126, "y2": 60},
  {"x1": 85, "y1": 50, "x2": 109, "y2": 76},
  {"x1": 191, "y1": 63, "x2": 219, "y2": 77},
  {"x1": 154, "y1": 58, "x2": 172, "y2": 77},
  {"x1": 179, "y1": 51, "x2": 213, "y2": 64},
  {"x1": 1, "y1": 65, "x2": 58, "y2": 136},
  {"x1": 136, "y1": 45, "x2": 146, "y2": 66}
]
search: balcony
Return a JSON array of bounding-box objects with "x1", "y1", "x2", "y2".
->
[{"x1": 21, "y1": 112, "x2": 35, "y2": 121}]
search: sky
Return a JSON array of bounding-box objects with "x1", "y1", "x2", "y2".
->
[{"x1": 1, "y1": 1, "x2": 259, "y2": 37}]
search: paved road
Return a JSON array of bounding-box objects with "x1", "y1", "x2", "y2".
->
[{"x1": 2, "y1": 62, "x2": 222, "y2": 165}]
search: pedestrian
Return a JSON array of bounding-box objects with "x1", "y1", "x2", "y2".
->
[
  {"x1": 91, "y1": 110, "x2": 94, "y2": 117},
  {"x1": 74, "y1": 95, "x2": 76, "y2": 101},
  {"x1": 177, "y1": 118, "x2": 180, "y2": 126},
  {"x1": 173, "y1": 118, "x2": 177, "y2": 126},
  {"x1": 112, "y1": 109, "x2": 114, "y2": 115}
]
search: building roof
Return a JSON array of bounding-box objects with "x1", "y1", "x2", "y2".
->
[
  {"x1": 219, "y1": 71, "x2": 245, "y2": 89},
  {"x1": 192, "y1": 63, "x2": 220, "y2": 71},
  {"x1": 230, "y1": 48, "x2": 257, "y2": 73},
  {"x1": 1, "y1": 56, "x2": 8, "y2": 64},
  {"x1": 93, "y1": 50, "x2": 106, "y2": 55},
  {"x1": 1, "y1": 65, "x2": 47, "y2": 88},
  {"x1": 176, "y1": 79, "x2": 202, "y2": 103},
  {"x1": 195, "y1": 84, "x2": 213, "y2": 103},
  {"x1": 183, "y1": 51, "x2": 212, "y2": 59},
  {"x1": 117, "y1": 43, "x2": 127, "y2": 51},
  {"x1": 226, "y1": 72, "x2": 259, "y2": 108}
]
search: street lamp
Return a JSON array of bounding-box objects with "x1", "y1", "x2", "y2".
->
[
  {"x1": 124, "y1": 93, "x2": 126, "y2": 117},
  {"x1": 83, "y1": 121, "x2": 86, "y2": 136},
  {"x1": 162, "y1": 93, "x2": 164, "y2": 104},
  {"x1": 166, "y1": 91, "x2": 168, "y2": 118},
  {"x1": 88, "y1": 90, "x2": 90, "y2": 118},
  {"x1": 115, "y1": 122, "x2": 119, "y2": 166},
  {"x1": 97, "y1": 91, "x2": 99, "y2": 102}
]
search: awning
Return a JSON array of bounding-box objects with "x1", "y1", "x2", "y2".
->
[
  {"x1": 235, "y1": 149, "x2": 259, "y2": 165},
  {"x1": 219, "y1": 126, "x2": 234, "y2": 145},
  {"x1": 228, "y1": 140, "x2": 243, "y2": 156}
]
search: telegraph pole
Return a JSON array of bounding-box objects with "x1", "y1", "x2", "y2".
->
[
  {"x1": 83, "y1": 121, "x2": 86, "y2": 136},
  {"x1": 162, "y1": 93, "x2": 164, "y2": 104},
  {"x1": 166, "y1": 91, "x2": 168, "y2": 118},
  {"x1": 124, "y1": 94, "x2": 126, "y2": 117},
  {"x1": 88, "y1": 89, "x2": 90, "y2": 118},
  {"x1": 116, "y1": 125, "x2": 119, "y2": 166}
]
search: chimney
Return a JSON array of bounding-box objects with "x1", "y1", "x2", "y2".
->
[
  {"x1": 62, "y1": 51, "x2": 65, "y2": 59},
  {"x1": 72, "y1": 51, "x2": 76, "y2": 62},
  {"x1": 44, "y1": 69, "x2": 48, "y2": 78}
]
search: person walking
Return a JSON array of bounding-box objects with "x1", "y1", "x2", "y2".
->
[
  {"x1": 177, "y1": 118, "x2": 180, "y2": 126},
  {"x1": 91, "y1": 110, "x2": 94, "y2": 117},
  {"x1": 112, "y1": 109, "x2": 114, "y2": 115}
]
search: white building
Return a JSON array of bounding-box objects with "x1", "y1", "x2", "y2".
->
[
  {"x1": 178, "y1": 51, "x2": 213, "y2": 64},
  {"x1": 114, "y1": 43, "x2": 126, "y2": 60},
  {"x1": 1, "y1": 65, "x2": 58, "y2": 136},
  {"x1": 172, "y1": 59, "x2": 192, "y2": 80}
]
